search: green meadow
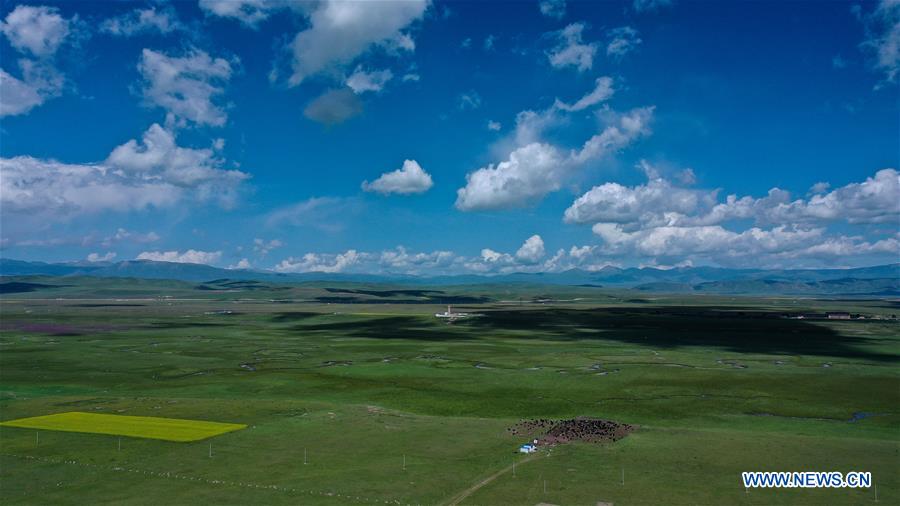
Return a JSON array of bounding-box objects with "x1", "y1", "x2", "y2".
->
[{"x1": 0, "y1": 277, "x2": 897, "y2": 504}]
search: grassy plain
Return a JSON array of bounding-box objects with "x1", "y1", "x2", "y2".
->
[{"x1": 0, "y1": 277, "x2": 897, "y2": 504}]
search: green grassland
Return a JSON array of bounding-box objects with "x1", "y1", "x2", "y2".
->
[{"x1": 0, "y1": 277, "x2": 897, "y2": 504}]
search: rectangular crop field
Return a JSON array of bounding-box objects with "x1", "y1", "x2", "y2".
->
[{"x1": 0, "y1": 412, "x2": 246, "y2": 442}]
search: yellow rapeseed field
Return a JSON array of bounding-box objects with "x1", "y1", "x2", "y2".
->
[{"x1": 0, "y1": 412, "x2": 246, "y2": 442}]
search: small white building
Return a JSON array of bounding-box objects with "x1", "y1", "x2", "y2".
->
[
  {"x1": 519, "y1": 443, "x2": 537, "y2": 453},
  {"x1": 435, "y1": 305, "x2": 469, "y2": 320}
]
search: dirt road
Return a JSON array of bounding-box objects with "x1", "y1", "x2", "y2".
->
[{"x1": 443, "y1": 453, "x2": 540, "y2": 506}]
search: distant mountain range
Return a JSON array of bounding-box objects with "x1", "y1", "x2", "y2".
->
[{"x1": 1, "y1": 258, "x2": 898, "y2": 296}]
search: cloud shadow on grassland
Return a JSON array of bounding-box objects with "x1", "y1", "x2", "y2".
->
[
  {"x1": 285, "y1": 315, "x2": 476, "y2": 341},
  {"x1": 463, "y1": 307, "x2": 899, "y2": 362}
]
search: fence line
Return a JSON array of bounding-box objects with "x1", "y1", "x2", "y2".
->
[{"x1": 2, "y1": 453, "x2": 412, "y2": 505}]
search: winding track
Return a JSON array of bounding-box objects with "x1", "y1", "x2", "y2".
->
[{"x1": 443, "y1": 453, "x2": 541, "y2": 506}]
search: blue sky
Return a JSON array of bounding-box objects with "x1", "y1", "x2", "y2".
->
[{"x1": 1, "y1": 0, "x2": 898, "y2": 274}]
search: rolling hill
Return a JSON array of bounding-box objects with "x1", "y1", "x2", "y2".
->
[{"x1": 1, "y1": 258, "x2": 897, "y2": 295}]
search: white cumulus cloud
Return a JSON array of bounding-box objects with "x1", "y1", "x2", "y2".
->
[
  {"x1": 572, "y1": 106, "x2": 654, "y2": 164},
  {"x1": 554, "y1": 76, "x2": 614, "y2": 112},
  {"x1": 860, "y1": 0, "x2": 900, "y2": 85},
  {"x1": 539, "y1": 0, "x2": 566, "y2": 19},
  {"x1": 101, "y1": 6, "x2": 183, "y2": 37},
  {"x1": 105, "y1": 123, "x2": 248, "y2": 191},
  {"x1": 516, "y1": 235, "x2": 546, "y2": 263},
  {"x1": 345, "y1": 66, "x2": 393, "y2": 94},
  {"x1": 1, "y1": 156, "x2": 179, "y2": 218},
  {"x1": 0, "y1": 68, "x2": 43, "y2": 116},
  {"x1": 456, "y1": 143, "x2": 569, "y2": 211},
  {"x1": 274, "y1": 250, "x2": 362, "y2": 273},
  {"x1": 0, "y1": 124, "x2": 248, "y2": 223},
  {"x1": 561, "y1": 163, "x2": 899, "y2": 267},
  {"x1": 1, "y1": 5, "x2": 71, "y2": 57},
  {"x1": 253, "y1": 238, "x2": 283, "y2": 256},
  {"x1": 547, "y1": 23, "x2": 598, "y2": 72},
  {"x1": 229, "y1": 258, "x2": 252, "y2": 269},
  {"x1": 564, "y1": 161, "x2": 717, "y2": 228},
  {"x1": 606, "y1": 26, "x2": 641, "y2": 61},
  {"x1": 362, "y1": 159, "x2": 433, "y2": 195},
  {"x1": 567, "y1": 165, "x2": 900, "y2": 230},
  {"x1": 138, "y1": 48, "x2": 235, "y2": 127},
  {"x1": 0, "y1": 5, "x2": 74, "y2": 117},
  {"x1": 0, "y1": 61, "x2": 63, "y2": 117},
  {"x1": 378, "y1": 246, "x2": 457, "y2": 274},
  {"x1": 86, "y1": 251, "x2": 116, "y2": 263},
  {"x1": 137, "y1": 250, "x2": 223, "y2": 265},
  {"x1": 481, "y1": 248, "x2": 511, "y2": 263},
  {"x1": 198, "y1": 0, "x2": 287, "y2": 28},
  {"x1": 457, "y1": 104, "x2": 653, "y2": 211},
  {"x1": 284, "y1": 0, "x2": 427, "y2": 86},
  {"x1": 588, "y1": 222, "x2": 899, "y2": 266}
]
